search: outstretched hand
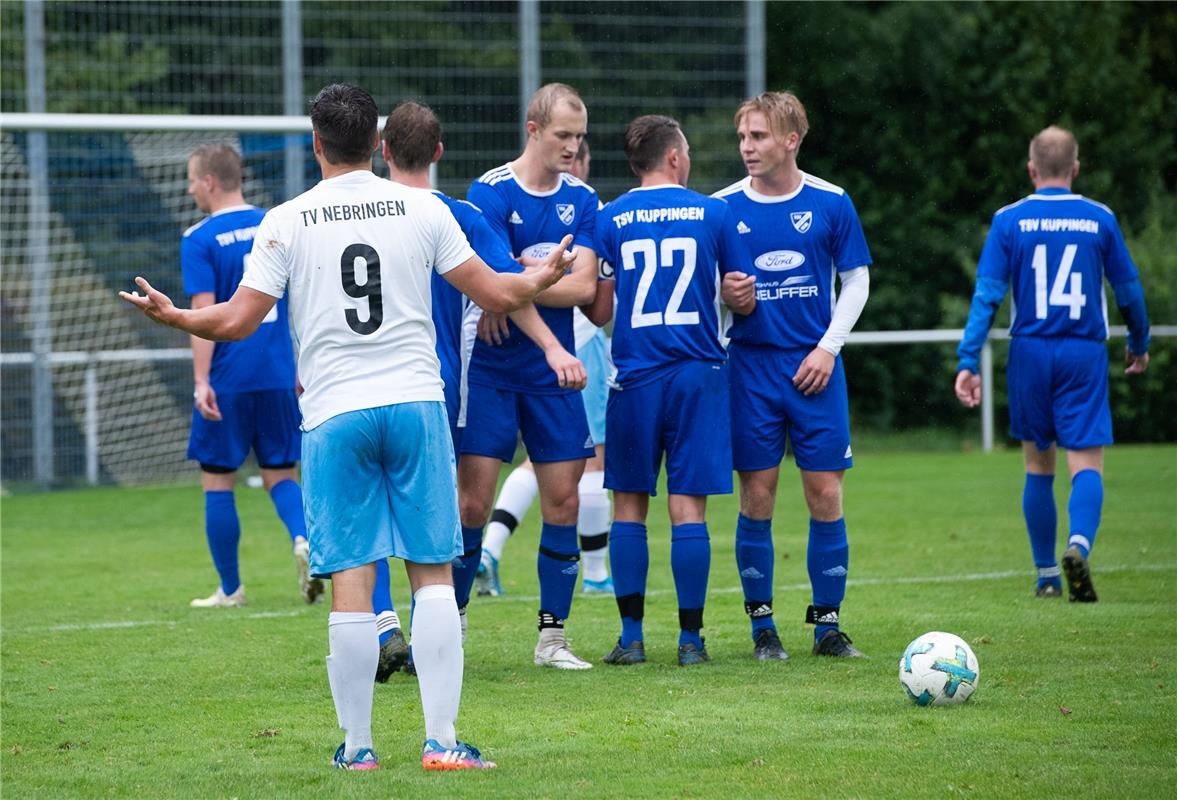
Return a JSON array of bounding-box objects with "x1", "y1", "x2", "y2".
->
[
  {"x1": 534, "y1": 234, "x2": 576, "y2": 291},
  {"x1": 119, "y1": 277, "x2": 180, "y2": 327},
  {"x1": 1124, "y1": 347, "x2": 1150, "y2": 375},
  {"x1": 954, "y1": 369, "x2": 981, "y2": 408}
]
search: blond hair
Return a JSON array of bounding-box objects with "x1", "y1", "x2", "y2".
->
[
  {"x1": 1029, "y1": 126, "x2": 1078, "y2": 180},
  {"x1": 189, "y1": 143, "x2": 243, "y2": 191},
  {"x1": 526, "y1": 83, "x2": 585, "y2": 129},
  {"x1": 734, "y1": 91, "x2": 809, "y2": 145}
]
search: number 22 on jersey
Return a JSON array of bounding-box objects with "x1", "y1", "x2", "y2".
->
[
  {"x1": 1031, "y1": 243, "x2": 1086, "y2": 320},
  {"x1": 621, "y1": 237, "x2": 698, "y2": 329}
]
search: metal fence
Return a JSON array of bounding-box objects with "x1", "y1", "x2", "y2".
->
[{"x1": 1, "y1": 0, "x2": 765, "y2": 487}]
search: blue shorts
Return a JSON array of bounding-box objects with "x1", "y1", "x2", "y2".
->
[
  {"x1": 301, "y1": 402, "x2": 461, "y2": 576},
  {"x1": 461, "y1": 383, "x2": 594, "y2": 464},
  {"x1": 580, "y1": 330, "x2": 611, "y2": 446},
  {"x1": 729, "y1": 344, "x2": 853, "y2": 473},
  {"x1": 605, "y1": 361, "x2": 732, "y2": 496},
  {"x1": 1008, "y1": 336, "x2": 1112, "y2": 451},
  {"x1": 187, "y1": 389, "x2": 301, "y2": 470}
]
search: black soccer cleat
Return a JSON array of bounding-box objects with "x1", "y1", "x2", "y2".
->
[
  {"x1": 677, "y1": 639, "x2": 711, "y2": 667},
  {"x1": 375, "y1": 629, "x2": 410, "y2": 683},
  {"x1": 753, "y1": 628, "x2": 790, "y2": 661},
  {"x1": 813, "y1": 629, "x2": 865, "y2": 658},
  {"x1": 1035, "y1": 583, "x2": 1063, "y2": 598},
  {"x1": 1062, "y1": 546, "x2": 1098, "y2": 603},
  {"x1": 602, "y1": 639, "x2": 647, "y2": 666}
]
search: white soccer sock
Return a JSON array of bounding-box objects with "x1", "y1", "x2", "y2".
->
[
  {"x1": 411, "y1": 584, "x2": 463, "y2": 749},
  {"x1": 325, "y1": 611, "x2": 378, "y2": 760},
  {"x1": 578, "y1": 469, "x2": 610, "y2": 582},
  {"x1": 484, "y1": 466, "x2": 539, "y2": 560},
  {"x1": 375, "y1": 610, "x2": 402, "y2": 637}
]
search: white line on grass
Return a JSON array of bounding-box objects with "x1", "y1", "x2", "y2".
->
[{"x1": 21, "y1": 562, "x2": 1171, "y2": 634}]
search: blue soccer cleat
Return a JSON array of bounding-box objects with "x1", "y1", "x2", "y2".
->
[
  {"x1": 602, "y1": 639, "x2": 646, "y2": 665},
  {"x1": 332, "y1": 743, "x2": 379, "y2": 771},
  {"x1": 421, "y1": 739, "x2": 496, "y2": 770},
  {"x1": 582, "y1": 575, "x2": 614, "y2": 594},
  {"x1": 475, "y1": 552, "x2": 503, "y2": 597}
]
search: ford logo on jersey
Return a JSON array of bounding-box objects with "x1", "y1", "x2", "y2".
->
[
  {"x1": 522, "y1": 242, "x2": 560, "y2": 260},
  {"x1": 557, "y1": 203, "x2": 576, "y2": 225},
  {"x1": 754, "y1": 250, "x2": 806, "y2": 272}
]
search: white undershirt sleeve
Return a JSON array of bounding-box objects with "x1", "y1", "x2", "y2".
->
[{"x1": 817, "y1": 266, "x2": 870, "y2": 356}]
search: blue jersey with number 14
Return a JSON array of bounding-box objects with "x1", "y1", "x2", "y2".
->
[
  {"x1": 977, "y1": 187, "x2": 1139, "y2": 341},
  {"x1": 595, "y1": 185, "x2": 751, "y2": 387}
]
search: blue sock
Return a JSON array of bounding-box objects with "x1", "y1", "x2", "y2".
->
[
  {"x1": 671, "y1": 523, "x2": 710, "y2": 649},
  {"x1": 454, "y1": 526, "x2": 484, "y2": 609},
  {"x1": 736, "y1": 514, "x2": 775, "y2": 639},
  {"x1": 1068, "y1": 470, "x2": 1103, "y2": 559},
  {"x1": 1023, "y1": 473, "x2": 1060, "y2": 589},
  {"x1": 204, "y1": 490, "x2": 241, "y2": 595},
  {"x1": 808, "y1": 518, "x2": 848, "y2": 642},
  {"x1": 268, "y1": 479, "x2": 307, "y2": 543},
  {"x1": 372, "y1": 558, "x2": 394, "y2": 644},
  {"x1": 610, "y1": 521, "x2": 648, "y2": 645},
  {"x1": 536, "y1": 522, "x2": 579, "y2": 622}
]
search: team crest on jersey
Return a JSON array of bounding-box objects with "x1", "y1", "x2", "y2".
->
[
  {"x1": 790, "y1": 211, "x2": 812, "y2": 233},
  {"x1": 556, "y1": 203, "x2": 576, "y2": 225}
]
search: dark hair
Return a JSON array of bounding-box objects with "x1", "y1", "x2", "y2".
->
[
  {"x1": 188, "y1": 143, "x2": 242, "y2": 191},
  {"x1": 310, "y1": 83, "x2": 378, "y2": 165},
  {"x1": 624, "y1": 115, "x2": 684, "y2": 175},
  {"x1": 381, "y1": 101, "x2": 441, "y2": 173}
]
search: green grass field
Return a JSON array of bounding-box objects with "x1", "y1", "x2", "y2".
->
[{"x1": 2, "y1": 446, "x2": 1175, "y2": 798}]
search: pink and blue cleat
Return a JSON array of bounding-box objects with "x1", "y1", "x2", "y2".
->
[
  {"x1": 421, "y1": 739, "x2": 496, "y2": 770},
  {"x1": 332, "y1": 743, "x2": 379, "y2": 771}
]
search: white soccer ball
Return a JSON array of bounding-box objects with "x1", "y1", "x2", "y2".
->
[{"x1": 898, "y1": 631, "x2": 980, "y2": 706}]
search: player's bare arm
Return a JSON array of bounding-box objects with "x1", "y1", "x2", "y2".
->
[
  {"x1": 188, "y1": 291, "x2": 222, "y2": 421},
  {"x1": 444, "y1": 234, "x2": 575, "y2": 313},
  {"x1": 509, "y1": 304, "x2": 587, "y2": 389},
  {"x1": 121, "y1": 277, "x2": 277, "y2": 341},
  {"x1": 721, "y1": 271, "x2": 756, "y2": 315},
  {"x1": 532, "y1": 246, "x2": 598, "y2": 307},
  {"x1": 580, "y1": 275, "x2": 614, "y2": 327}
]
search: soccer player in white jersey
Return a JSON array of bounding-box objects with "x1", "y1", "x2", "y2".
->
[
  {"x1": 476, "y1": 139, "x2": 614, "y2": 599},
  {"x1": 586, "y1": 115, "x2": 753, "y2": 666},
  {"x1": 461, "y1": 83, "x2": 601, "y2": 670},
  {"x1": 716, "y1": 91, "x2": 873, "y2": 660},
  {"x1": 955, "y1": 126, "x2": 1151, "y2": 602},
  {"x1": 121, "y1": 83, "x2": 576, "y2": 772}
]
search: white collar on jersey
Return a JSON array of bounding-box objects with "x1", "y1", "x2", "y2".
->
[
  {"x1": 740, "y1": 173, "x2": 808, "y2": 204},
  {"x1": 208, "y1": 203, "x2": 257, "y2": 217},
  {"x1": 507, "y1": 164, "x2": 569, "y2": 198},
  {"x1": 630, "y1": 183, "x2": 682, "y2": 192}
]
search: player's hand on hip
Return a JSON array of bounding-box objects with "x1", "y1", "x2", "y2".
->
[
  {"x1": 721, "y1": 271, "x2": 756, "y2": 315},
  {"x1": 793, "y1": 347, "x2": 834, "y2": 396},
  {"x1": 478, "y1": 311, "x2": 510, "y2": 346},
  {"x1": 1124, "y1": 347, "x2": 1150, "y2": 375},
  {"x1": 545, "y1": 346, "x2": 586, "y2": 390},
  {"x1": 954, "y1": 369, "x2": 982, "y2": 408},
  {"x1": 193, "y1": 382, "x2": 223, "y2": 421},
  {"x1": 119, "y1": 277, "x2": 179, "y2": 327}
]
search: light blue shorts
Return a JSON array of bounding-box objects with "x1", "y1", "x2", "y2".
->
[
  {"x1": 302, "y1": 402, "x2": 460, "y2": 577},
  {"x1": 579, "y1": 330, "x2": 611, "y2": 446}
]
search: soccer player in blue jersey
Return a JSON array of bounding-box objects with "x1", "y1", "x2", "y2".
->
[
  {"x1": 181, "y1": 143, "x2": 322, "y2": 608},
  {"x1": 955, "y1": 125, "x2": 1151, "y2": 602},
  {"x1": 476, "y1": 139, "x2": 614, "y2": 599},
  {"x1": 372, "y1": 100, "x2": 584, "y2": 679},
  {"x1": 586, "y1": 114, "x2": 752, "y2": 667},
  {"x1": 715, "y1": 92, "x2": 872, "y2": 660},
  {"x1": 461, "y1": 83, "x2": 601, "y2": 670}
]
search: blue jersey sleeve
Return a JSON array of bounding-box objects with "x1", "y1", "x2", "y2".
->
[
  {"x1": 832, "y1": 193, "x2": 873, "y2": 271},
  {"x1": 574, "y1": 193, "x2": 598, "y2": 252},
  {"x1": 1101, "y1": 213, "x2": 1139, "y2": 286},
  {"x1": 466, "y1": 181, "x2": 512, "y2": 253},
  {"x1": 717, "y1": 203, "x2": 753, "y2": 276},
  {"x1": 457, "y1": 201, "x2": 522, "y2": 274},
  {"x1": 957, "y1": 215, "x2": 1011, "y2": 373},
  {"x1": 180, "y1": 233, "x2": 215, "y2": 296}
]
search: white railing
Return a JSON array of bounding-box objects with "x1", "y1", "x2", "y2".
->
[{"x1": 1, "y1": 326, "x2": 1171, "y2": 485}]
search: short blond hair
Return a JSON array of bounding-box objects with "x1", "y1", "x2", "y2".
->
[
  {"x1": 526, "y1": 83, "x2": 585, "y2": 129},
  {"x1": 189, "y1": 143, "x2": 242, "y2": 191},
  {"x1": 1029, "y1": 126, "x2": 1078, "y2": 180},
  {"x1": 734, "y1": 91, "x2": 809, "y2": 145}
]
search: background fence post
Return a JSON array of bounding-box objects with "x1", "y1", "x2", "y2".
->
[
  {"x1": 518, "y1": 0, "x2": 540, "y2": 149},
  {"x1": 26, "y1": 0, "x2": 54, "y2": 487},
  {"x1": 85, "y1": 358, "x2": 98, "y2": 485},
  {"x1": 282, "y1": 0, "x2": 304, "y2": 202},
  {"x1": 981, "y1": 340, "x2": 994, "y2": 453},
  {"x1": 746, "y1": 0, "x2": 765, "y2": 97}
]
